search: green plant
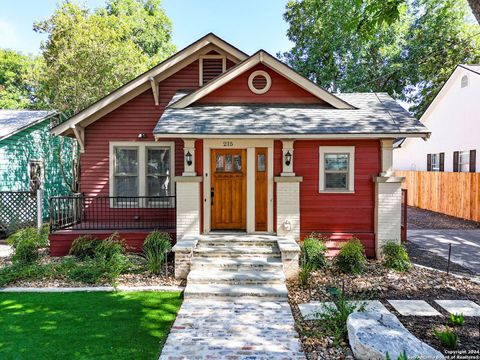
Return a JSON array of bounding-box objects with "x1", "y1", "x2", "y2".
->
[
  {"x1": 385, "y1": 351, "x2": 420, "y2": 360},
  {"x1": 449, "y1": 313, "x2": 465, "y2": 326},
  {"x1": 12, "y1": 236, "x2": 39, "y2": 264},
  {"x1": 301, "y1": 233, "x2": 328, "y2": 269},
  {"x1": 69, "y1": 235, "x2": 98, "y2": 259},
  {"x1": 299, "y1": 263, "x2": 314, "y2": 288},
  {"x1": 434, "y1": 328, "x2": 458, "y2": 349},
  {"x1": 382, "y1": 241, "x2": 411, "y2": 272},
  {"x1": 94, "y1": 233, "x2": 126, "y2": 261},
  {"x1": 335, "y1": 238, "x2": 366, "y2": 274},
  {"x1": 142, "y1": 231, "x2": 172, "y2": 275},
  {"x1": 314, "y1": 290, "x2": 361, "y2": 345}
]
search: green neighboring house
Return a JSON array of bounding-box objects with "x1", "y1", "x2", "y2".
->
[{"x1": 0, "y1": 110, "x2": 73, "y2": 218}]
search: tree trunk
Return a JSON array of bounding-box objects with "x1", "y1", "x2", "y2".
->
[{"x1": 468, "y1": 0, "x2": 480, "y2": 23}]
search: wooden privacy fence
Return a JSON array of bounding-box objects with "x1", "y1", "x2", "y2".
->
[{"x1": 395, "y1": 171, "x2": 480, "y2": 222}]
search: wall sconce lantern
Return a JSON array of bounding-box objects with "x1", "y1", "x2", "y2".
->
[
  {"x1": 285, "y1": 150, "x2": 292, "y2": 166},
  {"x1": 185, "y1": 151, "x2": 193, "y2": 166}
]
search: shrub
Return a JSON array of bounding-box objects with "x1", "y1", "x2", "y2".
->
[
  {"x1": 12, "y1": 237, "x2": 39, "y2": 264},
  {"x1": 299, "y1": 263, "x2": 314, "y2": 288},
  {"x1": 382, "y1": 241, "x2": 411, "y2": 272},
  {"x1": 449, "y1": 313, "x2": 465, "y2": 326},
  {"x1": 68, "y1": 260, "x2": 104, "y2": 284},
  {"x1": 94, "y1": 233, "x2": 126, "y2": 261},
  {"x1": 335, "y1": 238, "x2": 366, "y2": 274},
  {"x1": 301, "y1": 233, "x2": 328, "y2": 269},
  {"x1": 69, "y1": 235, "x2": 98, "y2": 259},
  {"x1": 142, "y1": 231, "x2": 172, "y2": 275},
  {"x1": 434, "y1": 328, "x2": 458, "y2": 349}
]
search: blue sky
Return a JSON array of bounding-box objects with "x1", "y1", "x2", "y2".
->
[{"x1": 0, "y1": 0, "x2": 293, "y2": 56}]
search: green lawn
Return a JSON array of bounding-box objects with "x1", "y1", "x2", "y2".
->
[{"x1": 0, "y1": 291, "x2": 182, "y2": 360}]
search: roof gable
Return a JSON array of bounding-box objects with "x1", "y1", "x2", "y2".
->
[
  {"x1": 169, "y1": 50, "x2": 354, "y2": 110},
  {"x1": 51, "y1": 33, "x2": 248, "y2": 137}
]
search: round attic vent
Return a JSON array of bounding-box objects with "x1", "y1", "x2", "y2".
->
[{"x1": 248, "y1": 70, "x2": 271, "y2": 94}]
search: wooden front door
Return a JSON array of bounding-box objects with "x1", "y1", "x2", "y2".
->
[
  {"x1": 211, "y1": 149, "x2": 246, "y2": 230},
  {"x1": 255, "y1": 148, "x2": 268, "y2": 231}
]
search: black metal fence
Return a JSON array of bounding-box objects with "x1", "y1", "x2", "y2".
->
[
  {"x1": 49, "y1": 195, "x2": 176, "y2": 232},
  {"x1": 0, "y1": 191, "x2": 37, "y2": 237}
]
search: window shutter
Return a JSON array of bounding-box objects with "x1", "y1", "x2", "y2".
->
[
  {"x1": 470, "y1": 150, "x2": 476, "y2": 173},
  {"x1": 202, "y1": 58, "x2": 223, "y2": 85},
  {"x1": 453, "y1": 151, "x2": 459, "y2": 172},
  {"x1": 427, "y1": 154, "x2": 432, "y2": 171},
  {"x1": 439, "y1": 152, "x2": 445, "y2": 172}
]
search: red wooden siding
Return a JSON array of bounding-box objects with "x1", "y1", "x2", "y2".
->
[{"x1": 196, "y1": 64, "x2": 329, "y2": 105}]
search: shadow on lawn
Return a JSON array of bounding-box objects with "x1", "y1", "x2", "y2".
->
[{"x1": 0, "y1": 291, "x2": 183, "y2": 360}]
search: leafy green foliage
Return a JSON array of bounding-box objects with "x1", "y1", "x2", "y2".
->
[
  {"x1": 382, "y1": 241, "x2": 411, "y2": 272},
  {"x1": 434, "y1": 328, "x2": 458, "y2": 349},
  {"x1": 449, "y1": 313, "x2": 465, "y2": 326},
  {"x1": 299, "y1": 263, "x2": 314, "y2": 288},
  {"x1": 385, "y1": 350, "x2": 420, "y2": 360},
  {"x1": 69, "y1": 235, "x2": 98, "y2": 259},
  {"x1": 142, "y1": 231, "x2": 172, "y2": 275},
  {"x1": 301, "y1": 233, "x2": 328, "y2": 269},
  {"x1": 7, "y1": 227, "x2": 49, "y2": 264},
  {"x1": 335, "y1": 238, "x2": 366, "y2": 274},
  {"x1": 315, "y1": 290, "x2": 363, "y2": 345},
  {"x1": 280, "y1": 0, "x2": 480, "y2": 117},
  {"x1": 33, "y1": 0, "x2": 175, "y2": 113}
]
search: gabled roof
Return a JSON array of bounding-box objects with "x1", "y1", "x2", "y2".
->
[
  {"x1": 169, "y1": 50, "x2": 354, "y2": 110},
  {"x1": 50, "y1": 33, "x2": 248, "y2": 136},
  {"x1": 459, "y1": 64, "x2": 480, "y2": 76},
  {"x1": 153, "y1": 91, "x2": 429, "y2": 138},
  {"x1": 0, "y1": 110, "x2": 56, "y2": 141}
]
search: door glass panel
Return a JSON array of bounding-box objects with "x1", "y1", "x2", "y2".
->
[
  {"x1": 216, "y1": 155, "x2": 224, "y2": 171},
  {"x1": 257, "y1": 154, "x2": 266, "y2": 172},
  {"x1": 233, "y1": 155, "x2": 242, "y2": 172},
  {"x1": 225, "y1": 155, "x2": 233, "y2": 172}
]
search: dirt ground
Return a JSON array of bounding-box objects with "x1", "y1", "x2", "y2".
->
[{"x1": 408, "y1": 206, "x2": 480, "y2": 230}]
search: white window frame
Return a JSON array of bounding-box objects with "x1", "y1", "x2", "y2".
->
[
  {"x1": 199, "y1": 55, "x2": 226, "y2": 86},
  {"x1": 431, "y1": 153, "x2": 440, "y2": 172},
  {"x1": 319, "y1": 146, "x2": 355, "y2": 193},
  {"x1": 458, "y1": 150, "x2": 470, "y2": 172},
  {"x1": 109, "y1": 141, "x2": 175, "y2": 207}
]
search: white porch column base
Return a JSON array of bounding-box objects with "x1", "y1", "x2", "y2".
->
[
  {"x1": 374, "y1": 176, "x2": 404, "y2": 259},
  {"x1": 274, "y1": 176, "x2": 303, "y2": 241},
  {"x1": 175, "y1": 176, "x2": 202, "y2": 239}
]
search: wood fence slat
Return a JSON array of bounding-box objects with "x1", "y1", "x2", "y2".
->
[{"x1": 395, "y1": 171, "x2": 480, "y2": 222}]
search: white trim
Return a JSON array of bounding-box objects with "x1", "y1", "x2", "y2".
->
[
  {"x1": 202, "y1": 139, "x2": 274, "y2": 234},
  {"x1": 248, "y1": 70, "x2": 272, "y2": 94},
  {"x1": 155, "y1": 133, "x2": 429, "y2": 140},
  {"x1": 169, "y1": 51, "x2": 354, "y2": 110},
  {"x1": 199, "y1": 54, "x2": 227, "y2": 86},
  {"x1": 50, "y1": 34, "x2": 248, "y2": 136},
  {"x1": 319, "y1": 146, "x2": 355, "y2": 193},
  {"x1": 108, "y1": 141, "x2": 175, "y2": 206}
]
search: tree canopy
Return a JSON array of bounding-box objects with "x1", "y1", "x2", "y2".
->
[
  {"x1": 33, "y1": 0, "x2": 175, "y2": 113},
  {"x1": 280, "y1": 0, "x2": 480, "y2": 116}
]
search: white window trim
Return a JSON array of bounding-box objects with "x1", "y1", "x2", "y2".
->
[
  {"x1": 199, "y1": 55, "x2": 226, "y2": 86},
  {"x1": 319, "y1": 146, "x2": 355, "y2": 193},
  {"x1": 248, "y1": 70, "x2": 272, "y2": 94},
  {"x1": 109, "y1": 141, "x2": 175, "y2": 207}
]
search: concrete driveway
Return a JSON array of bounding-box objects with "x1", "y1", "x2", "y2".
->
[{"x1": 408, "y1": 230, "x2": 480, "y2": 275}]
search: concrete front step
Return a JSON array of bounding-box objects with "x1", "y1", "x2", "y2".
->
[
  {"x1": 194, "y1": 246, "x2": 280, "y2": 258},
  {"x1": 190, "y1": 257, "x2": 283, "y2": 271},
  {"x1": 187, "y1": 269, "x2": 285, "y2": 285},
  {"x1": 184, "y1": 283, "x2": 289, "y2": 299}
]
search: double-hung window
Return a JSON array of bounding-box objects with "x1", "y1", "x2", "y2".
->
[
  {"x1": 319, "y1": 146, "x2": 355, "y2": 192},
  {"x1": 459, "y1": 151, "x2": 470, "y2": 172},
  {"x1": 110, "y1": 142, "x2": 174, "y2": 207},
  {"x1": 431, "y1": 153, "x2": 440, "y2": 172}
]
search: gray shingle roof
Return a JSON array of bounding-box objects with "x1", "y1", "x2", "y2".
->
[
  {"x1": 153, "y1": 92, "x2": 429, "y2": 137},
  {"x1": 0, "y1": 110, "x2": 55, "y2": 140}
]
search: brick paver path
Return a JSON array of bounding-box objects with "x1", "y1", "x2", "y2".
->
[{"x1": 159, "y1": 298, "x2": 305, "y2": 359}]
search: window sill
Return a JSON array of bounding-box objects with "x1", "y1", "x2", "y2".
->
[{"x1": 318, "y1": 190, "x2": 355, "y2": 194}]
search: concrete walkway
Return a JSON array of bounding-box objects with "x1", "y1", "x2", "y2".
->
[
  {"x1": 408, "y1": 230, "x2": 480, "y2": 274},
  {"x1": 160, "y1": 298, "x2": 305, "y2": 360}
]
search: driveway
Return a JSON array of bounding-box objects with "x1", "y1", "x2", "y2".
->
[{"x1": 408, "y1": 230, "x2": 480, "y2": 275}]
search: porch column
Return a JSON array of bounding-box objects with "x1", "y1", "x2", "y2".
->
[
  {"x1": 374, "y1": 139, "x2": 404, "y2": 259},
  {"x1": 183, "y1": 139, "x2": 196, "y2": 176}
]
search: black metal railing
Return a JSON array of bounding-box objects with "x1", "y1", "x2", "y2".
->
[{"x1": 49, "y1": 195, "x2": 176, "y2": 232}]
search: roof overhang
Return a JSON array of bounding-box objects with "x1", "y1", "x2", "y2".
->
[
  {"x1": 0, "y1": 111, "x2": 57, "y2": 142},
  {"x1": 50, "y1": 33, "x2": 248, "y2": 137},
  {"x1": 168, "y1": 50, "x2": 355, "y2": 110}
]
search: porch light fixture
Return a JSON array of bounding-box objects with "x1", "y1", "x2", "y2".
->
[
  {"x1": 285, "y1": 151, "x2": 292, "y2": 166},
  {"x1": 185, "y1": 151, "x2": 193, "y2": 166}
]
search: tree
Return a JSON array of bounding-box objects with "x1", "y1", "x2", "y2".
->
[
  {"x1": 280, "y1": 0, "x2": 480, "y2": 116},
  {"x1": 34, "y1": 0, "x2": 175, "y2": 113},
  {"x1": 0, "y1": 49, "x2": 45, "y2": 109},
  {"x1": 467, "y1": 0, "x2": 480, "y2": 23}
]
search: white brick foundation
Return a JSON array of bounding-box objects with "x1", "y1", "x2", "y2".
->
[
  {"x1": 374, "y1": 176, "x2": 403, "y2": 258},
  {"x1": 274, "y1": 176, "x2": 302, "y2": 241}
]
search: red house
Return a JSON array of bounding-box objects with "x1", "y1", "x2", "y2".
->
[{"x1": 50, "y1": 34, "x2": 429, "y2": 279}]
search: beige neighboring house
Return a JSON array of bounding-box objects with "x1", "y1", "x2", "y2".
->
[{"x1": 394, "y1": 65, "x2": 479, "y2": 173}]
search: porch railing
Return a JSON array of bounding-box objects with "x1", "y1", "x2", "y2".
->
[{"x1": 49, "y1": 195, "x2": 176, "y2": 232}]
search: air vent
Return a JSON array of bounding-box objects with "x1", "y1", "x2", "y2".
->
[{"x1": 202, "y1": 58, "x2": 224, "y2": 85}]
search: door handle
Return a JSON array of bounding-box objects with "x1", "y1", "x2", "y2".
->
[{"x1": 211, "y1": 187, "x2": 214, "y2": 205}]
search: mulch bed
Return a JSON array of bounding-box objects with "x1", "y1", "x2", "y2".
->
[
  {"x1": 408, "y1": 206, "x2": 480, "y2": 230},
  {"x1": 288, "y1": 261, "x2": 480, "y2": 359}
]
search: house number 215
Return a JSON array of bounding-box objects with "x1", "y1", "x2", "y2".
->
[{"x1": 223, "y1": 141, "x2": 234, "y2": 147}]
